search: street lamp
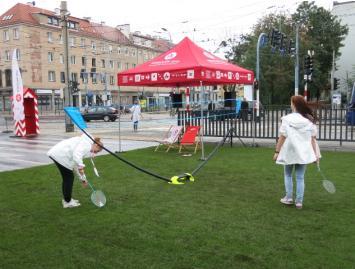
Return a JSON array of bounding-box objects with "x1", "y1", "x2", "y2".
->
[{"x1": 161, "y1": 27, "x2": 172, "y2": 43}]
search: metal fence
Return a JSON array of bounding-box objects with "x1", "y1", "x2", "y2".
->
[{"x1": 177, "y1": 107, "x2": 355, "y2": 143}]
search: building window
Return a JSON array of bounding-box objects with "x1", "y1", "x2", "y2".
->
[
  {"x1": 110, "y1": 75, "x2": 114, "y2": 85},
  {"x1": 91, "y1": 41, "x2": 96, "y2": 50},
  {"x1": 13, "y1": 28, "x2": 19, "y2": 39},
  {"x1": 60, "y1": 72, "x2": 65, "y2": 83},
  {"x1": 71, "y1": 72, "x2": 78, "y2": 82},
  {"x1": 3, "y1": 30, "x2": 9, "y2": 41},
  {"x1": 48, "y1": 71, "x2": 56, "y2": 82},
  {"x1": 70, "y1": 55, "x2": 76, "y2": 65},
  {"x1": 117, "y1": 61, "x2": 121, "y2": 69},
  {"x1": 125, "y1": 48, "x2": 129, "y2": 55},
  {"x1": 101, "y1": 74, "x2": 106, "y2": 84},
  {"x1": 92, "y1": 58, "x2": 96, "y2": 67},
  {"x1": 132, "y1": 63, "x2": 136, "y2": 68},
  {"x1": 47, "y1": 32, "x2": 53, "y2": 42},
  {"x1": 109, "y1": 60, "x2": 114, "y2": 69},
  {"x1": 59, "y1": 34, "x2": 63, "y2": 44},
  {"x1": 82, "y1": 56, "x2": 87, "y2": 66},
  {"x1": 131, "y1": 49, "x2": 136, "y2": 57},
  {"x1": 108, "y1": 45, "x2": 113, "y2": 53},
  {"x1": 125, "y1": 63, "x2": 129, "y2": 70},
  {"x1": 117, "y1": 47, "x2": 121, "y2": 54},
  {"x1": 101, "y1": 59, "x2": 105, "y2": 68},
  {"x1": 48, "y1": 17, "x2": 59, "y2": 26},
  {"x1": 5, "y1": 50, "x2": 10, "y2": 61},
  {"x1": 69, "y1": 37, "x2": 75, "y2": 47},
  {"x1": 68, "y1": 21, "x2": 76, "y2": 29},
  {"x1": 48, "y1": 52, "x2": 54, "y2": 63},
  {"x1": 60, "y1": 54, "x2": 64, "y2": 64},
  {"x1": 92, "y1": 73, "x2": 97, "y2": 84},
  {"x1": 80, "y1": 38, "x2": 85, "y2": 47},
  {"x1": 5, "y1": 69, "x2": 12, "y2": 86},
  {"x1": 16, "y1": 49, "x2": 20, "y2": 61},
  {"x1": 0, "y1": 70, "x2": 3, "y2": 87}
]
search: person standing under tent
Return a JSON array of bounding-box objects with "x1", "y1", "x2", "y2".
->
[
  {"x1": 47, "y1": 134, "x2": 103, "y2": 208},
  {"x1": 241, "y1": 98, "x2": 249, "y2": 121},
  {"x1": 130, "y1": 99, "x2": 142, "y2": 132},
  {"x1": 273, "y1": 95, "x2": 320, "y2": 209}
]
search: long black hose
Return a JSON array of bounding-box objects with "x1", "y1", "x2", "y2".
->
[
  {"x1": 81, "y1": 128, "x2": 171, "y2": 182},
  {"x1": 191, "y1": 128, "x2": 234, "y2": 176}
]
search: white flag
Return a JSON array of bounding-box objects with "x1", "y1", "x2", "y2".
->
[{"x1": 12, "y1": 49, "x2": 25, "y2": 121}]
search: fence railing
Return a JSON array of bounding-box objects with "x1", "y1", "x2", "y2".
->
[{"x1": 177, "y1": 107, "x2": 355, "y2": 143}]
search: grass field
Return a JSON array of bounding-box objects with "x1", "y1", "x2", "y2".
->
[{"x1": 1, "y1": 145, "x2": 355, "y2": 269}]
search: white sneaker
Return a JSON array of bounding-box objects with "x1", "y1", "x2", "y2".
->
[
  {"x1": 62, "y1": 199, "x2": 81, "y2": 208},
  {"x1": 72, "y1": 198, "x2": 80, "y2": 204},
  {"x1": 280, "y1": 196, "x2": 293, "y2": 205}
]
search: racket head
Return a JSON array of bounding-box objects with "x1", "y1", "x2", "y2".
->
[
  {"x1": 91, "y1": 190, "x2": 106, "y2": 207},
  {"x1": 322, "y1": 180, "x2": 336, "y2": 194}
]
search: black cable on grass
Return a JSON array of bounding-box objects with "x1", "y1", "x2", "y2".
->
[
  {"x1": 81, "y1": 128, "x2": 171, "y2": 182},
  {"x1": 191, "y1": 128, "x2": 234, "y2": 176}
]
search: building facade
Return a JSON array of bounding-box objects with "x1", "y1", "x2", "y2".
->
[
  {"x1": 332, "y1": 1, "x2": 355, "y2": 101},
  {"x1": 0, "y1": 2, "x2": 171, "y2": 112}
]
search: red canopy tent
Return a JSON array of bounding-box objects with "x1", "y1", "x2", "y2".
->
[
  {"x1": 117, "y1": 37, "x2": 254, "y2": 87},
  {"x1": 117, "y1": 37, "x2": 254, "y2": 159}
]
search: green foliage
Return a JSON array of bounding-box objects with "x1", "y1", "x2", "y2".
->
[
  {"x1": 226, "y1": 1, "x2": 348, "y2": 104},
  {"x1": 1, "y1": 146, "x2": 355, "y2": 268}
]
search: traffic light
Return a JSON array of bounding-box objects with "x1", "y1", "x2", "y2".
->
[
  {"x1": 253, "y1": 79, "x2": 259, "y2": 91},
  {"x1": 270, "y1": 29, "x2": 281, "y2": 48},
  {"x1": 304, "y1": 55, "x2": 314, "y2": 82},
  {"x1": 288, "y1": 39, "x2": 295, "y2": 55},
  {"x1": 71, "y1": 81, "x2": 80, "y2": 93},
  {"x1": 334, "y1": 78, "x2": 340, "y2": 90},
  {"x1": 279, "y1": 33, "x2": 287, "y2": 53}
]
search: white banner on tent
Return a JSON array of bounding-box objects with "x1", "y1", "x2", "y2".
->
[{"x1": 12, "y1": 49, "x2": 24, "y2": 121}]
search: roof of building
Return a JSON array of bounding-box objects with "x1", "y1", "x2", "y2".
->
[{"x1": 0, "y1": 3, "x2": 131, "y2": 44}]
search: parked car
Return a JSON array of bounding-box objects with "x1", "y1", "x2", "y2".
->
[
  {"x1": 110, "y1": 104, "x2": 133, "y2": 114},
  {"x1": 81, "y1": 106, "x2": 118, "y2": 122}
]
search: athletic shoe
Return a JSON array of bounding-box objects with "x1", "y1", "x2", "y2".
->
[
  {"x1": 72, "y1": 198, "x2": 80, "y2": 204},
  {"x1": 62, "y1": 199, "x2": 81, "y2": 208},
  {"x1": 280, "y1": 196, "x2": 293, "y2": 205},
  {"x1": 295, "y1": 202, "x2": 303, "y2": 209}
]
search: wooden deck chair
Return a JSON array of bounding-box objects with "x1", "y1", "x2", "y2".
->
[
  {"x1": 179, "y1": 126, "x2": 201, "y2": 154},
  {"x1": 155, "y1": 125, "x2": 183, "y2": 152}
]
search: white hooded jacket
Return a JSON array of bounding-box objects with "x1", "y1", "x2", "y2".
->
[
  {"x1": 47, "y1": 134, "x2": 93, "y2": 170},
  {"x1": 276, "y1": 113, "x2": 317, "y2": 165}
]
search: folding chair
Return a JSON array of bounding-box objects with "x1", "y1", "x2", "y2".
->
[
  {"x1": 155, "y1": 125, "x2": 183, "y2": 152},
  {"x1": 179, "y1": 126, "x2": 201, "y2": 154}
]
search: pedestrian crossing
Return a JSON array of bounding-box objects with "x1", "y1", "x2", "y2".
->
[{"x1": 0, "y1": 133, "x2": 157, "y2": 172}]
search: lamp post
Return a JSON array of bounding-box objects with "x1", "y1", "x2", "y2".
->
[
  {"x1": 60, "y1": 1, "x2": 74, "y2": 132},
  {"x1": 161, "y1": 27, "x2": 172, "y2": 43}
]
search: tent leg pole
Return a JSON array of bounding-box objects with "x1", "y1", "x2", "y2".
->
[{"x1": 200, "y1": 81, "x2": 206, "y2": 160}]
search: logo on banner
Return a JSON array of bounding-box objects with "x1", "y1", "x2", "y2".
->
[
  {"x1": 163, "y1": 72, "x2": 170, "y2": 80},
  {"x1": 203, "y1": 51, "x2": 215, "y2": 59},
  {"x1": 187, "y1": 70, "x2": 194, "y2": 79},
  {"x1": 164, "y1": 52, "x2": 177, "y2": 60},
  {"x1": 15, "y1": 94, "x2": 22, "y2": 102},
  {"x1": 235, "y1": 72, "x2": 240, "y2": 80},
  {"x1": 228, "y1": 72, "x2": 232, "y2": 80},
  {"x1": 247, "y1": 73, "x2": 252, "y2": 81},
  {"x1": 135, "y1": 74, "x2": 141, "y2": 82},
  {"x1": 216, "y1": 71, "x2": 221, "y2": 79},
  {"x1": 151, "y1": 73, "x2": 157, "y2": 81}
]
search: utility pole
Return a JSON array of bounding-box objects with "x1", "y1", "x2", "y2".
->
[
  {"x1": 60, "y1": 1, "x2": 74, "y2": 132},
  {"x1": 295, "y1": 23, "x2": 299, "y2": 96}
]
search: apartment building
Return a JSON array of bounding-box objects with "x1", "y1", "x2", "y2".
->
[
  {"x1": 332, "y1": 1, "x2": 355, "y2": 101},
  {"x1": 0, "y1": 2, "x2": 171, "y2": 112}
]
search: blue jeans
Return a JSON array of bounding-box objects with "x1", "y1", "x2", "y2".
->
[{"x1": 284, "y1": 164, "x2": 307, "y2": 203}]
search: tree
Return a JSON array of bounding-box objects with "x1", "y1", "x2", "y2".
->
[{"x1": 225, "y1": 1, "x2": 348, "y2": 104}]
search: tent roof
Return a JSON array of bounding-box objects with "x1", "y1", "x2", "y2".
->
[{"x1": 117, "y1": 37, "x2": 254, "y2": 87}]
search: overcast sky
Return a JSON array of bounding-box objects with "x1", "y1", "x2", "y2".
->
[{"x1": 1, "y1": 0, "x2": 337, "y2": 53}]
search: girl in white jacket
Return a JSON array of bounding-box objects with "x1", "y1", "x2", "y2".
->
[
  {"x1": 273, "y1": 96, "x2": 319, "y2": 209},
  {"x1": 130, "y1": 100, "x2": 142, "y2": 132},
  {"x1": 47, "y1": 134, "x2": 103, "y2": 208}
]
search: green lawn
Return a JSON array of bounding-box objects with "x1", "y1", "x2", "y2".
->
[{"x1": 1, "y1": 145, "x2": 355, "y2": 269}]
